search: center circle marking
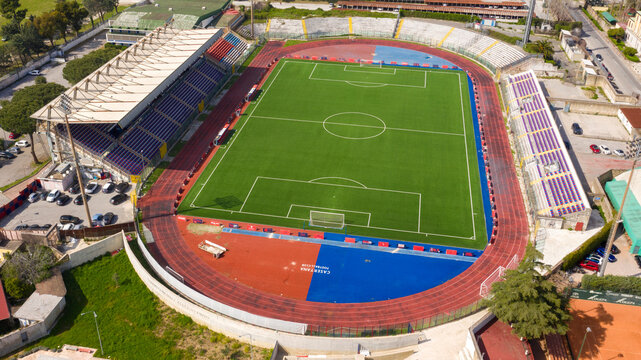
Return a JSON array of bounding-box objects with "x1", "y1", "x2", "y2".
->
[{"x1": 322, "y1": 112, "x2": 386, "y2": 140}]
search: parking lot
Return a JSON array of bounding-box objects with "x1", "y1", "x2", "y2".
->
[{"x1": 0, "y1": 179, "x2": 134, "y2": 230}]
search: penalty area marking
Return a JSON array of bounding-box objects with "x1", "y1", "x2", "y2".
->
[
  {"x1": 309, "y1": 177, "x2": 367, "y2": 188},
  {"x1": 343, "y1": 64, "x2": 397, "y2": 75},
  {"x1": 308, "y1": 61, "x2": 427, "y2": 89}
]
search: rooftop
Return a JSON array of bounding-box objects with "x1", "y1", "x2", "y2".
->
[
  {"x1": 14, "y1": 292, "x2": 64, "y2": 322},
  {"x1": 620, "y1": 107, "x2": 641, "y2": 128},
  {"x1": 35, "y1": 268, "x2": 67, "y2": 298},
  {"x1": 32, "y1": 26, "x2": 220, "y2": 125},
  {"x1": 112, "y1": 0, "x2": 231, "y2": 30},
  {"x1": 0, "y1": 280, "x2": 10, "y2": 321}
]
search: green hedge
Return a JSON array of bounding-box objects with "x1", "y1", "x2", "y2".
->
[
  {"x1": 400, "y1": 10, "x2": 480, "y2": 23},
  {"x1": 486, "y1": 29, "x2": 520, "y2": 45},
  {"x1": 582, "y1": 275, "x2": 641, "y2": 296},
  {"x1": 561, "y1": 221, "x2": 612, "y2": 270}
]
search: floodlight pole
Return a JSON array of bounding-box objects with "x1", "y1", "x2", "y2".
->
[
  {"x1": 250, "y1": 0, "x2": 254, "y2": 39},
  {"x1": 576, "y1": 326, "x2": 591, "y2": 360},
  {"x1": 81, "y1": 311, "x2": 103, "y2": 355},
  {"x1": 61, "y1": 94, "x2": 93, "y2": 228},
  {"x1": 598, "y1": 136, "x2": 641, "y2": 277}
]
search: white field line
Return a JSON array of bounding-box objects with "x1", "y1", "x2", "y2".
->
[
  {"x1": 239, "y1": 177, "x2": 259, "y2": 212},
  {"x1": 256, "y1": 175, "x2": 422, "y2": 196},
  {"x1": 343, "y1": 64, "x2": 397, "y2": 75},
  {"x1": 287, "y1": 204, "x2": 372, "y2": 227},
  {"x1": 308, "y1": 176, "x2": 367, "y2": 188},
  {"x1": 458, "y1": 73, "x2": 476, "y2": 240},
  {"x1": 190, "y1": 59, "x2": 288, "y2": 207},
  {"x1": 308, "y1": 63, "x2": 317, "y2": 80},
  {"x1": 189, "y1": 204, "x2": 473, "y2": 240},
  {"x1": 252, "y1": 115, "x2": 464, "y2": 137},
  {"x1": 309, "y1": 76, "x2": 425, "y2": 89}
]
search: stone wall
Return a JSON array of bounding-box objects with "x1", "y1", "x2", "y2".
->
[
  {"x1": 0, "y1": 322, "x2": 48, "y2": 357},
  {"x1": 60, "y1": 232, "x2": 124, "y2": 271}
]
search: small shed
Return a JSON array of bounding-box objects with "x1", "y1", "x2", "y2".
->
[
  {"x1": 13, "y1": 293, "x2": 65, "y2": 329},
  {"x1": 601, "y1": 11, "x2": 617, "y2": 24}
]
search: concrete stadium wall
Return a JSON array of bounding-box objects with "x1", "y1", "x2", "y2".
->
[
  {"x1": 547, "y1": 97, "x2": 637, "y2": 116},
  {"x1": 60, "y1": 232, "x2": 124, "y2": 271},
  {"x1": 0, "y1": 322, "x2": 48, "y2": 357},
  {"x1": 123, "y1": 232, "x2": 421, "y2": 354}
]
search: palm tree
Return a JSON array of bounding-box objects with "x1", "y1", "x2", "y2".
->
[{"x1": 535, "y1": 40, "x2": 554, "y2": 61}]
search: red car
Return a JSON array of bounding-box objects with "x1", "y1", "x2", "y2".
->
[
  {"x1": 589, "y1": 144, "x2": 601, "y2": 154},
  {"x1": 579, "y1": 260, "x2": 599, "y2": 271},
  {"x1": 8, "y1": 132, "x2": 17, "y2": 139}
]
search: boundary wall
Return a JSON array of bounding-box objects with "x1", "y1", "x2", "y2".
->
[
  {"x1": 0, "y1": 322, "x2": 49, "y2": 358},
  {"x1": 59, "y1": 232, "x2": 125, "y2": 271},
  {"x1": 123, "y1": 231, "x2": 421, "y2": 353}
]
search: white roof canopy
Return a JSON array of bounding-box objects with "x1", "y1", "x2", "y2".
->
[{"x1": 32, "y1": 25, "x2": 220, "y2": 124}]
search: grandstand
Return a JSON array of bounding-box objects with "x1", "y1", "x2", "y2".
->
[
  {"x1": 246, "y1": 17, "x2": 527, "y2": 71},
  {"x1": 505, "y1": 70, "x2": 591, "y2": 229},
  {"x1": 32, "y1": 26, "x2": 251, "y2": 177},
  {"x1": 336, "y1": 0, "x2": 528, "y2": 19}
]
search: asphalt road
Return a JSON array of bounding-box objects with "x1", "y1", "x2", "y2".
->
[{"x1": 567, "y1": 3, "x2": 641, "y2": 95}]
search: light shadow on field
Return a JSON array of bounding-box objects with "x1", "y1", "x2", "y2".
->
[{"x1": 213, "y1": 196, "x2": 242, "y2": 209}]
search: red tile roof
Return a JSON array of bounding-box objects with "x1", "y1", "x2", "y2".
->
[
  {"x1": 0, "y1": 281, "x2": 10, "y2": 321},
  {"x1": 620, "y1": 107, "x2": 641, "y2": 128}
]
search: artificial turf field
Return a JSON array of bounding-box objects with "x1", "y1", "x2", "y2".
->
[{"x1": 178, "y1": 59, "x2": 487, "y2": 249}]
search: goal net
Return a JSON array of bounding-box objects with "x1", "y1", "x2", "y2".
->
[
  {"x1": 359, "y1": 60, "x2": 382, "y2": 68},
  {"x1": 309, "y1": 211, "x2": 345, "y2": 229}
]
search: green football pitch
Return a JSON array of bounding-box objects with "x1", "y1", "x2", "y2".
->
[{"x1": 178, "y1": 59, "x2": 487, "y2": 249}]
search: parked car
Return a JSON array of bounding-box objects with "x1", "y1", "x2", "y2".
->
[
  {"x1": 610, "y1": 244, "x2": 620, "y2": 254},
  {"x1": 56, "y1": 194, "x2": 71, "y2": 206},
  {"x1": 60, "y1": 223, "x2": 74, "y2": 231},
  {"x1": 614, "y1": 149, "x2": 625, "y2": 157},
  {"x1": 69, "y1": 183, "x2": 80, "y2": 194},
  {"x1": 15, "y1": 139, "x2": 29, "y2": 147},
  {"x1": 92, "y1": 213, "x2": 103, "y2": 227},
  {"x1": 14, "y1": 224, "x2": 28, "y2": 230},
  {"x1": 8, "y1": 132, "x2": 17, "y2": 139},
  {"x1": 46, "y1": 189, "x2": 60, "y2": 202},
  {"x1": 72, "y1": 224, "x2": 85, "y2": 230},
  {"x1": 28, "y1": 192, "x2": 39, "y2": 203},
  {"x1": 74, "y1": 194, "x2": 90, "y2": 205},
  {"x1": 635, "y1": 255, "x2": 641, "y2": 269},
  {"x1": 580, "y1": 260, "x2": 599, "y2": 271},
  {"x1": 6, "y1": 146, "x2": 21, "y2": 154},
  {"x1": 103, "y1": 212, "x2": 115, "y2": 225},
  {"x1": 39, "y1": 191, "x2": 48, "y2": 201},
  {"x1": 85, "y1": 182, "x2": 99, "y2": 194},
  {"x1": 0, "y1": 151, "x2": 16, "y2": 159},
  {"x1": 596, "y1": 54, "x2": 603, "y2": 61},
  {"x1": 564, "y1": 141, "x2": 571, "y2": 150},
  {"x1": 599, "y1": 145, "x2": 611, "y2": 155},
  {"x1": 115, "y1": 182, "x2": 130, "y2": 194},
  {"x1": 59, "y1": 215, "x2": 81, "y2": 224},
  {"x1": 596, "y1": 247, "x2": 617, "y2": 262},
  {"x1": 102, "y1": 181, "x2": 115, "y2": 193},
  {"x1": 28, "y1": 69, "x2": 40, "y2": 76},
  {"x1": 571, "y1": 123, "x2": 583, "y2": 135},
  {"x1": 587, "y1": 254, "x2": 603, "y2": 265},
  {"x1": 110, "y1": 193, "x2": 128, "y2": 205}
]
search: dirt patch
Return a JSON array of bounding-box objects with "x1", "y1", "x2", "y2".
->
[
  {"x1": 153, "y1": 302, "x2": 272, "y2": 360},
  {"x1": 187, "y1": 223, "x2": 224, "y2": 235}
]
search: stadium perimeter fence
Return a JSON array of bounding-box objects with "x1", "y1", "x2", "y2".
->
[{"x1": 257, "y1": 31, "x2": 497, "y2": 74}]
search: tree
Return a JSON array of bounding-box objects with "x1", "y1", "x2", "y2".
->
[
  {"x1": 1, "y1": 18, "x2": 20, "y2": 42},
  {"x1": 624, "y1": 46, "x2": 638, "y2": 57},
  {"x1": 0, "y1": 82, "x2": 66, "y2": 163},
  {"x1": 483, "y1": 243, "x2": 571, "y2": 339},
  {"x1": 9, "y1": 20, "x2": 46, "y2": 64},
  {"x1": 0, "y1": 0, "x2": 26, "y2": 21},
  {"x1": 34, "y1": 11, "x2": 65, "y2": 47},
  {"x1": 1, "y1": 245, "x2": 56, "y2": 287},
  {"x1": 55, "y1": 0, "x2": 88, "y2": 37},
  {"x1": 534, "y1": 40, "x2": 554, "y2": 61},
  {"x1": 3, "y1": 276, "x2": 35, "y2": 299},
  {"x1": 608, "y1": 27, "x2": 626, "y2": 42},
  {"x1": 0, "y1": 43, "x2": 11, "y2": 66},
  {"x1": 62, "y1": 45, "x2": 123, "y2": 84}
]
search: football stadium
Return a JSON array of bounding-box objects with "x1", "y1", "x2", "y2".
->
[{"x1": 34, "y1": 24, "x2": 528, "y2": 338}]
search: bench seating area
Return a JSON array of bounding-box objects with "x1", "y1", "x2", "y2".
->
[
  {"x1": 506, "y1": 70, "x2": 588, "y2": 217},
  {"x1": 204, "y1": 32, "x2": 249, "y2": 69},
  {"x1": 59, "y1": 57, "x2": 228, "y2": 175}
]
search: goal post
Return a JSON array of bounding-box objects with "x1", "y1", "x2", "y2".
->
[
  {"x1": 359, "y1": 60, "x2": 382, "y2": 68},
  {"x1": 309, "y1": 211, "x2": 345, "y2": 229}
]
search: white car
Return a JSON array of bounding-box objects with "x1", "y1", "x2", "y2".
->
[
  {"x1": 85, "y1": 182, "x2": 99, "y2": 194},
  {"x1": 15, "y1": 140, "x2": 29, "y2": 147},
  {"x1": 614, "y1": 149, "x2": 625, "y2": 157},
  {"x1": 599, "y1": 145, "x2": 611, "y2": 155},
  {"x1": 46, "y1": 189, "x2": 60, "y2": 202},
  {"x1": 28, "y1": 192, "x2": 39, "y2": 203},
  {"x1": 28, "y1": 70, "x2": 41, "y2": 76}
]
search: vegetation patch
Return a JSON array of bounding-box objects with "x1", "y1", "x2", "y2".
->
[
  {"x1": 581, "y1": 274, "x2": 641, "y2": 296},
  {"x1": 561, "y1": 221, "x2": 612, "y2": 271},
  {"x1": 16, "y1": 248, "x2": 271, "y2": 359},
  {"x1": 140, "y1": 161, "x2": 169, "y2": 196},
  {"x1": 400, "y1": 10, "x2": 479, "y2": 23},
  {"x1": 486, "y1": 29, "x2": 520, "y2": 45}
]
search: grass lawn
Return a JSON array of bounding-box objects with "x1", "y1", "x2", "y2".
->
[
  {"x1": 179, "y1": 59, "x2": 487, "y2": 249},
  {"x1": 13, "y1": 243, "x2": 271, "y2": 360}
]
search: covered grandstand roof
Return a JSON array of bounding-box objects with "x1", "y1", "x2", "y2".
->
[{"x1": 32, "y1": 25, "x2": 221, "y2": 125}]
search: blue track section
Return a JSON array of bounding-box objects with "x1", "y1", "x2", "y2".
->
[
  {"x1": 467, "y1": 76, "x2": 494, "y2": 242},
  {"x1": 373, "y1": 46, "x2": 456, "y2": 68},
  {"x1": 306, "y1": 244, "x2": 474, "y2": 303}
]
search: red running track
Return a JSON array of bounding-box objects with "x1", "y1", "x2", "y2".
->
[{"x1": 140, "y1": 39, "x2": 528, "y2": 331}]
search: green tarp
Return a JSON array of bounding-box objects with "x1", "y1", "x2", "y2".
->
[
  {"x1": 605, "y1": 177, "x2": 641, "y2": 254},
  {"x1": 600, "y1": 11, "x2": 617, "y2": 24}
]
